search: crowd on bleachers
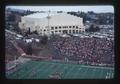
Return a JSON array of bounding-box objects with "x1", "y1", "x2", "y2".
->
[
  {"x1": 5, "y1": 29, "x2": 114, "y2": 67},
  {"x1": 50, "y1": 36, "x2": 114, "y2": 67}
]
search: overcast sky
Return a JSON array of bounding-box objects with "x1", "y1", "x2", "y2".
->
[{"x1": 6, "y1": 5, "x2": 114, "y2": 13}]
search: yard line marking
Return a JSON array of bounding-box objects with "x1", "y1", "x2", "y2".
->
[
  {"x1": 111, "y1": 72, "x2": 114, "y2": 78},
  {"x1": 81, "y1": 65, "x2": 114, "y2": 70},
  {"x1": 109, "y1": 70, "x2": 114, "y2": 78}
]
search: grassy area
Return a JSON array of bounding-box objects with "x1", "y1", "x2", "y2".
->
[{"x1": 6, "y1": 60, "x2": 114, "y2": 79}]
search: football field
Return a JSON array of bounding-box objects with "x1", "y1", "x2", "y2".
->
[{"x1": 6, "y1": 60, "x2": 114, "y2": 79}]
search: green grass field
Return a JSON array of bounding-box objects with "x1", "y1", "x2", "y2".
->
[{"x1": 6, "y1": 60, "x2": 114, "y2": 79}]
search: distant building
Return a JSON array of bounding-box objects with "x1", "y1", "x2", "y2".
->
[{"x1": 19, "y1": 12, "x2": 85, "y2": 36}]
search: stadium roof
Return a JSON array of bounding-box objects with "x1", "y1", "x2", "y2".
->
[
  {"x1": 22, "y1": 12, "x2": 84, "y2": 26},
  {"x1": 23, "y1": 12, "x2": 58, "y2": 19},
  {"x1": 23, "y1": 12, "x2": 82, "y2": 19}
]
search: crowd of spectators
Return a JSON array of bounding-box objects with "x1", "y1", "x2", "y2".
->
[
  {"x1": 5, "y1": 29, "x2": 114, "y2": 67},
  {"x1": 50, "y1": 35, "x2": 114, "y2": 67}
]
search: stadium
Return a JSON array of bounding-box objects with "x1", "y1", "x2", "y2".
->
[
  {"x1": 5, "y1": 28, "x2": 114, "y2": 79},
  {"x1": 5, "y1": 8, "x2": 114, "y2": 79},
  {"x1": 19, "y1": 12, "x2": 85, "y2": 36}
]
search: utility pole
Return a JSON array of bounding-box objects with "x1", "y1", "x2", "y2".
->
[{"x1": 47, "y1": 10, "x2": 51, "y2": 39}]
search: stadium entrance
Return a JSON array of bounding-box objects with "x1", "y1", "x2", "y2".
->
[{"x1": 63, "y1": 30, "x2": 68, "y2": 34}]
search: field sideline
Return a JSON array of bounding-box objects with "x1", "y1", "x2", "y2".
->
[{"x1": 6, "y1": 60, "x2": 114, "y2": 79}]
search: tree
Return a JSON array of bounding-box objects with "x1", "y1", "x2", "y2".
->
[
  {"x1": 14, "y1": 23, "x2": 22, "y2": 34},
  {"x1": 6, "y1": 22, "x2": 10, "y2": 30},
  {"x1": 25, "y1": 28, "x2": 31, "y2": 35},
  {"x1": 57, "y1": 11, "x2": 63, "y2": 13},
  {"x1": 27, "y1": 43, "x2": 32, "y2": 55},
  {"x1": 28, "y1": 28, "x2": 31, "y2": 34},
  {"x1": 88, "y1": 11, "x2": 94, "y2": 15},
  {"x1": 32, "y1": 30, "x2": 39, "y2": 35},
  {"x1": 88, "y1": 25, "x2": 100, "y2": 32},
  {"x1": 40, "y1": 35, "x2": 48, "y2": 45},
  {"x1": 7, "y1": 13, "x2": 15, "y2": 21},
  {"x1": 95, "y1": 26, "x2": 100, "y2": 31}
]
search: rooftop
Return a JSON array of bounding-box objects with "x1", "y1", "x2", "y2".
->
[{"x1": 23, "y1": 12, "x2": 59, "y2": 19}]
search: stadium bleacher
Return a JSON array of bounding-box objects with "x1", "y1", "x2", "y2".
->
[
  {"x1": 5, "y1": 30, "x2": 114, "y2": 79},
  {"x1": 50, "y1": 36, "x2": 114, "y2": 67}
]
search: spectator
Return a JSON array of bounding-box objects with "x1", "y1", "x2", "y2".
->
[{"x1": 50, "y1": 36, "x2": 114, "y2": 67}]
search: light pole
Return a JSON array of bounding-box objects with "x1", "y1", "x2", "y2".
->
[{"x1": 47, "y1": 10, "x2": 51, "y2": 39}]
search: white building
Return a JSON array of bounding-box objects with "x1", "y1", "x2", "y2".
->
[{"x1": 19, "y1": 12, "x2": 85, "y2": 36}]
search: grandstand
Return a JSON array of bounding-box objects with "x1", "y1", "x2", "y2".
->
[{"x1": 5, "y1": 29, "x2": 114, "y2": 79}]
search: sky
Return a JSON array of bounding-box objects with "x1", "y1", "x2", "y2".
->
[{"x1": 6, "y1": 5, "x2": 114, "y2": 13}]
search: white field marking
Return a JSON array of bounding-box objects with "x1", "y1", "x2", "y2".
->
[
  {"x1": 109, "y1": 70, "x2": 114, "y2": 78},
  {"x1": 107, "y1": 71, "x2": 110, "y2": 78},
  {"x1": 81, "y1": 65, "x2": 114, "y2": 70},
  {"x1": 111, "y1": 73, "x2": 114, "y2": 78},
  {"x1": 112, "y1": 71, "x2": 114, "y2": 78},
  {"x1": 106, "y1": 76, "x2": 108, "y2": 79},
  {"x1": 107, "y1": 72, "x2": 110, "y2": 78},
  {"x1": 105, "y1": 72, "x2": 109, "y2": 79}
]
